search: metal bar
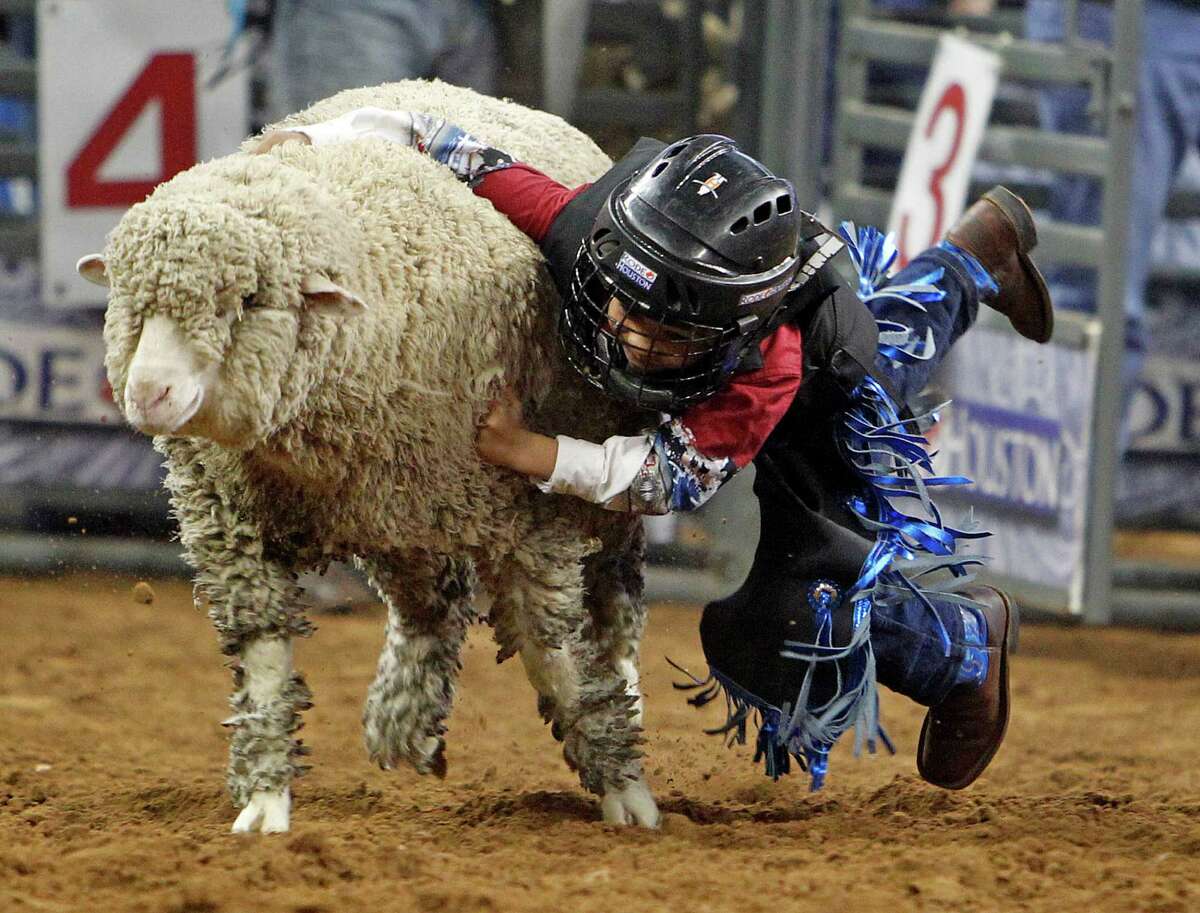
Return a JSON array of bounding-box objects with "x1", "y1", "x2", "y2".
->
[
  {"x1": 835, "y1": 183, "x2": 1106, "y2": 269},
  {"x1": 1034, "y1": 220, "x2": 1105, "y2": 268},
  {"x1": 979, "y1": 571, "x2": 1072, "y2": 615},
  {"x1": 1080, "y1": 0, "x2": 1143, "y2": 626},
  {"x1": 1149, "y1": 263, "x2": 1200, "y2": 285},
  {"x1": 1109, "y1": 587, "x2": 1200, "y2": 631},
  {"x1": 757, "y1": 0, "x2": 831, "y2": 207},
  {"x1": 830, "y1": 0, "x2": 871, "y2": 218},
  {"x1": 840, "y1": 100, "x2": 1110, "y2": 176},
  {"x1": 842, "y1": 17, "x2": 1108, "y2": 83},
  {"x1": 832, "y1": 182, "x2": 891, "y2": 227},
  {"x1": 1114, "y1": 560, "x2": 1200, "y2": 591},
  {"x1": 540, "y1": 0, "x2": 591, "y2": 119},
  {"x1": 733, "y1": 0, "x2": 766, "y2": 155},
  {"x1": 677, "y1": 0, "x2": 703, "y2": 138},
  {"x1": 1064, "y1": 0, "x2": 1080, "y2": 45},
  {"x1": 0, "y1": 532, "x2": 188, "y2": 578},
  {"x1": 973, "y1": 306, "x2": 1097, "y2": 350}
]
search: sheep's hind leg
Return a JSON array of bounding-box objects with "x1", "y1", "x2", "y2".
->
[
  {"x1": 584, "y1": 525, "x2": 649, "y2": 729},
  {"x1": 358, "y1": 553, "x2": 477, "y2": 777},
  {"x1": 493, "y1": 551, "x2": 659, "y2": 829}
]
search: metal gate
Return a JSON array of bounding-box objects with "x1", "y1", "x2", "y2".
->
[{"x1": 821, "y1": 0, "x2": 1200, "y2": 626}]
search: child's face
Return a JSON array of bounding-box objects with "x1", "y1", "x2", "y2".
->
[{"x1": 605, "y1": 297, "x2": 703, "y2": 374}]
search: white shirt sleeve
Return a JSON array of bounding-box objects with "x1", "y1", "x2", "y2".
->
[
  {"x1": 292, "y1": 107, "x2": 426, "y2": 148},
  {"x1": 535, "y1": 434, "x2": 655, "y2": 505}
]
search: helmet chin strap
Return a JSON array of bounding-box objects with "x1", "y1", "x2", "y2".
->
[
  {"x1": 594, "y1": 335, "x2": 679, "y2": 411},
  {"x1": 594, "y1": 332, "x2": 740, "y2": 412}
]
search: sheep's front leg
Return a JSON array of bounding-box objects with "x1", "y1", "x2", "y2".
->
[
  {"x1": 357, "y1": 553, "x2": 477, "y2": 776},
  {"x1": 164, "y1": 449, "x2": 314, "y2": 835},
  {"x1": 208, "y1": 569, "x2": 313, "y2": 835},
  {"x1": 229, "y1": 637, "x2": 298, "y2": 834},
  {"x1": 493, "y1": 548, "x2": 659, "y2": 829}
]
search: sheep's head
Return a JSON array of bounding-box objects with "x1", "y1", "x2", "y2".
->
[{"x1": 81, "y1": 158, "x2": 369, "y2": 449}]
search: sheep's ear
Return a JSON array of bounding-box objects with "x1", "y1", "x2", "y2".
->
[
  {"x1": 300, "y1": 274, "x2": 367, "y2": 316},
  {"x1": 76, "y1": 254, "x2": 110, "y2": 287}
]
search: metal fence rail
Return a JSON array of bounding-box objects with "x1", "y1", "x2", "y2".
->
[{"x1": 827, "y1": 0, "x2": 1176, "y2": 626}]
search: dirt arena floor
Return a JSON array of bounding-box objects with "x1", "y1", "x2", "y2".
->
[{"x1": 3, "y1": 573, "x2": 1199, "y2": 913}]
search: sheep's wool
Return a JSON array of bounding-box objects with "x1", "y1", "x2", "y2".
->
[{"x1": 100, "y1": 80, "x2": 652, "y2": 810}]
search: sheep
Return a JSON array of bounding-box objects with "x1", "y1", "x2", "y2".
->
[{"x1": 76, "y1": 79, "x2": 660, "y2": 832}]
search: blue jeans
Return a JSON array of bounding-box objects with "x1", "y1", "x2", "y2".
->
[
  {"x1": 1025, "y1": 0, "x2": 1200, "y2": 411},
  {"x1": 866, "y1": 247, "x2": 986, "y2": 707}
]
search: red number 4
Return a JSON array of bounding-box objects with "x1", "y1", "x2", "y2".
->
[
  {"x1": 66, "y1": 53, "x2": 197, "y2": 208},
  {"x1": 897, "y1": 81, "x2": 966, "y2": 268}
]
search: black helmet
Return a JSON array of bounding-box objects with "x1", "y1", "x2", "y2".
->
[{"x1": 561, "y1": 134, "x2": 803, "y2": 412}]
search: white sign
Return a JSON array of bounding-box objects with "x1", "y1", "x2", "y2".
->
[
  {"x1": 38, "y1": 0, "x2": 249, "y2": 308},
  {"x1": 1129, "y1": 355, "x2": 1200, "y2": 454},
  {"x1": 933, "y1": 322, "x2": 1099, "y2": 614},
  {"x1": 0, "y1": 319, "x2": 121, "y2": 424},
  {"x1": 887, "y1": 33, "x2": 1000, "y2": 267}
]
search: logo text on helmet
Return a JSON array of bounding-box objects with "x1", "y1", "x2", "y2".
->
[
  {"x1": 616, "y1": 251, "x2": 658, "y2": 290},
  {"x1": 738, "y1": 275, "x2": 792, "y2": 308},
  {"x1": 692, "y1": 173, "x2": 727, "y2": 197}
]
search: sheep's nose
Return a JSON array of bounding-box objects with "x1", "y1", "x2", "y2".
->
[{"x1": 128, "y1": 379, "x2": 172, "y2": 415}]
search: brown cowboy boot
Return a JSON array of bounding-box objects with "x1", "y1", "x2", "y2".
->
[
  {"x1": 916, "y1": 585, "x2": 1017, "y2": 789},
  {"x1": 946, "y1": 186, "x2": 1054, "y2": 344}
]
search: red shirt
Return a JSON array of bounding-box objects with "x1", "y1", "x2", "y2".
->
[{"x1": 476, "y1": 164, "x2": 803, "y2": 470}]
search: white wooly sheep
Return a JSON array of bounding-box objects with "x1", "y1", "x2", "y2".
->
[{"x1": 78, "y1": 80, "x2": 659, "y2": 832}]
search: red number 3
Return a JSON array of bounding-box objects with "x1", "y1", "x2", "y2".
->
[{"x1": 898, "y1": 82, "x2": 966, "y2": 267}]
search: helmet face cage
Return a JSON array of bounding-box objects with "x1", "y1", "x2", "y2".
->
[{"x1": 560, "y1": 244, "x2": 746, "y2": 412}]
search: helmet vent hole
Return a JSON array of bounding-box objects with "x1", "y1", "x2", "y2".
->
[
  {"x1": 730, "y1": 216, "x2": 749, "y2": 235},
  {"x1": 651, "y1": 160, "x2": 670, "y2": 177},
  {"x1": 664, "y1": 143, "x2": 686, "y2": 159},
  {"x1": 753, "y1": 202, "x2": 772, "y2": 225},
  {"x1": 776, "y1": 194, "x2": 793, "y2": 214}
]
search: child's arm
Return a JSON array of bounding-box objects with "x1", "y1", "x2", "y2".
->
[
  {"x1": 254, "y1": 108, "x2": 586, "y2": 243},
  {"x1": 480, "y1": 325, "x2": 805, "y2": 514},
  {"x1": 292, "y1": 108, "x2": 514, "y2": 186}
]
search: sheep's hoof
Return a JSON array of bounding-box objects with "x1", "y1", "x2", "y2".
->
[
  {"x1": 599, "y1": 778, "x2": 660, "y2": 829},
  {"x1": 231, "y1": 788, "x2": 291, "y2": 834},
  {"x1": 370, "y1": 734, "x2": 447, "y2": 778},
  {"x1": 417, "y1": 736, "x2": 448, "y2": 779}
]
